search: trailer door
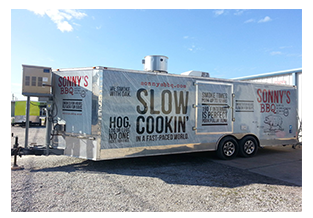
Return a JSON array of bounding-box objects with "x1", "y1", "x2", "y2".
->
[{"x1": 195, "y1": 81, "x2": 233, "y2": 134}]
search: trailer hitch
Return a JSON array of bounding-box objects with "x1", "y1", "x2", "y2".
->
[
  {"x1": 11, "y1": 145, "x2": 64, "y2": 156},
  {"x1": 11, "y1": 133, "x2": 64, "y2": 170}
]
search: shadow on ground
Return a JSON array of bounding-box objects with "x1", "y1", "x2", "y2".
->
[{"x1": 30, "y1": 149, "x2": 301, "y2": 188}]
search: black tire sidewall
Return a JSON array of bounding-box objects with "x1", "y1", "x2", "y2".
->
[
  {"x1": 217, "y1": 137, "x2": 239, "y2": 160},
  {"x1": 238, "y1": 136, "x2": 258, "y2": 158}
]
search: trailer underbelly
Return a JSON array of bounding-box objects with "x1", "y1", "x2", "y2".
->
[{"x1": 57, "y1": 134, "x2": 297, "y2": 161}]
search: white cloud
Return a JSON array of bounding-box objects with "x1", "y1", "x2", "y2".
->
[
  {"x1": 270, "y1": 51, "x2": 282, "y2": 55},
  {"x1": 73, "y1": 22, "x2": 81, "y2": 27},
  {"x1": 234, "y1": 9, "x2": 246, "y2": 16},
  {"x1": 214, "y1": 9, "x2": 247, "y2": 17},
  {"x1": 244, "y1": 19, "x2": 255, "y2": 23},
  {"x1": 56, "y1": 20, "x2": 73, "y2": 32},
  {"x1": 258, "y1": 16, "x2": 272, "y2": 23},
  {"x1": 64, "y1": 9, "x2": 87, "y2": 19},
  {"x1": 213, "y1": 10, "x2": 224, "y2": 16},
  {"x1": 28, "y1": 9, "x2": 87, "y2": 32},
  {"x1": 28, "y1": 9, "x2": 46, "y2": 16},
  {"x1": 187, "y1": 44, "x2": 203, "y2": 53},
  {"x1": 188, "y1": 45, "x2": 196, "y2": 51},
  {"x1": 245, "y1": 16, "x2": 272, "y2": 24}
]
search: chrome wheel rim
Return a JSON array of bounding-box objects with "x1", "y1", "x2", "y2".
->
[
  {"x1": 244, "y1": 140, "x2": 255, "y2": 155},
  {"x1": 223, "y1": 141, "x2": 235, "y2": 157}
]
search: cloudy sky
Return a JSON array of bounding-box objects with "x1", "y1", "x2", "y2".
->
[{"x1": 11, "y1": 8, "x2": 302, "y2": 100}]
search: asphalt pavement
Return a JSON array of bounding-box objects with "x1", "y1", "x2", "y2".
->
[{"x1": 212, "y1": 145, "x2": 302, "y2": 186}]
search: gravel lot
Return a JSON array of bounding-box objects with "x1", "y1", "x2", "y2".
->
[{"x1": 11, "y1": 126, "x2": 302, "y2": 212}]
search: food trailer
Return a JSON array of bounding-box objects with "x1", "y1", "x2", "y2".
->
[{"x1": 12, "y1": 56, "x2": 299, "y2": 161}]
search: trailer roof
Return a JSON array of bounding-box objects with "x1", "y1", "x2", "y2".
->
[
  {"x1": 52, "y1": 66, "x2": 297, "y2": 88},
  {"x1": 232, "y1": 68, "x2": 302, "y2": 81}
]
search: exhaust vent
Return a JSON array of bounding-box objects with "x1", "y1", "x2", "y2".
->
[{"x1": 142, "y1": 55, "x2": 168, "y2": 73}]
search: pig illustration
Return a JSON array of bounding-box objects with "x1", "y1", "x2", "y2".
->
[{"x1": 264, "y1": 115, "x2": 283, "y2": 131}]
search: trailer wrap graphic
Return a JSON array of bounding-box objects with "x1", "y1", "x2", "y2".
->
[
  {"x1": 256, "y1": 89, "x2": 291, "y2": 115},
  {"x1": 201, "y1": 91, "x2": 228, "y2": 126},
  {"x1": 54, "y1": 70, "x2": 93, "y2": 135},
  {"x1": 102, "y1": 71, "x2": 191, "y2": 149},
  {"x1": 135, "y1": 88, "x2": 189, "y2": 142},
  {"x1": 62, "y1": 99, "x2": 83, "y2": 112},
  {"x1": 58, "y1": 75, "x2": 89, "y2": 96},
  {"x1": 253, "y1": 87, "x2": 295, "y2": 136},
  {"x1": 195, "y1": 82, "x2": 233, "y2": 134}
]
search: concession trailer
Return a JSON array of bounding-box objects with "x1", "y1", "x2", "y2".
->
[{"x1": 12, "y1": 55, "x2": 300, "y2": 161}]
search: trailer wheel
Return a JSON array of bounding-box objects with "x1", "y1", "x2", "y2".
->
[
  {"x1": 238, "y1": 136, "x2": 258, "y2": 158},
  {"x1": 217, "y1": 136, "x2": 239, "y2": 160}
]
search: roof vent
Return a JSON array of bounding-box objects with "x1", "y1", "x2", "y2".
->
[
  {"x1": 181, "y1": 71, "x2": 210, "y2": 77},
  {"x1": 142, "y1": 55, "x2": 168, "y2": 73}
]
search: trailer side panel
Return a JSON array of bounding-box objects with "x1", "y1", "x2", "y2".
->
[{"x1": 52, "y1": 67, "x2": 298, "y2": 160}]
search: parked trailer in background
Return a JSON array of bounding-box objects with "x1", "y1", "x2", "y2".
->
[
  {"x1": 11, "y1": 100, "x2": 44, "y2": 126},
  {"x1": 13, "y1": 56, "x2": 299, "y2": 161}
]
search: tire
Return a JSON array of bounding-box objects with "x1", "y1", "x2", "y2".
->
[
  {"x1": 216, "y1": 136, "x2": 239, "y2": 160},
  {"x1": 238, "y1": 136, "x2": 258, "y2": 158},
  {"x1": 292, "y1": 142, "x2": 302, "y2": 149}
]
